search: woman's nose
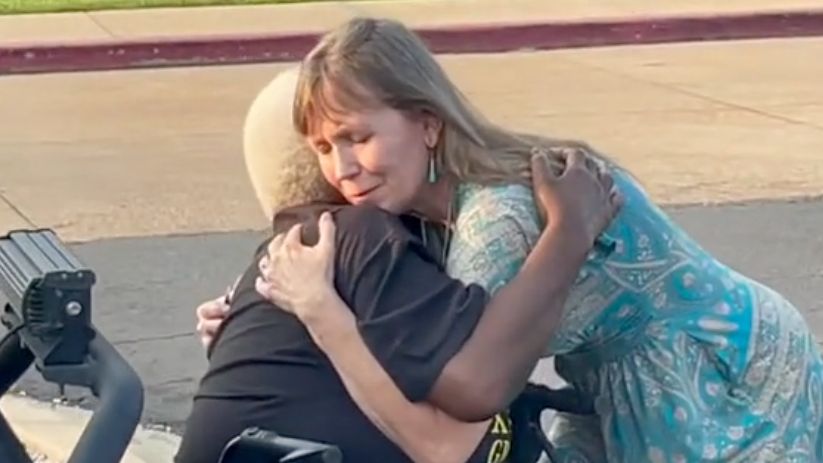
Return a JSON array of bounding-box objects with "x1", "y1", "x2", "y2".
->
[{"x1": 333, "y1": 146, "x2": 359, "y2": 181}]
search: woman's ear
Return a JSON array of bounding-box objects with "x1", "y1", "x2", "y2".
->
[{"x1": 421, "y1": 112, "x2": 443, "y2": 148}]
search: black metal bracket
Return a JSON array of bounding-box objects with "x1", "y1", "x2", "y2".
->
[{"x1": 0, "y1": 229, "x2": 144, "y2": 463}]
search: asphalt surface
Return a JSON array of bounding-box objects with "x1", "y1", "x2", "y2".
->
[{"x1": 5, "y1": 197, "x2": 823, "y2": 433}]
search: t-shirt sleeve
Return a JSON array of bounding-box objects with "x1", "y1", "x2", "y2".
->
[{"x1": 332, "y1": 206, "x2": 489, "y2": 402}]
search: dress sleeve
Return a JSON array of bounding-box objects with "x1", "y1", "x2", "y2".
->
[{"x1": 447, "y1": 184, "x2": 542, "y2": 295}]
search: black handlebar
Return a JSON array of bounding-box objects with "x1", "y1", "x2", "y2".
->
[
  {"x1": 66, "y1": 333, "x2": 144, "y2": 463},
  {"x1": 0, "y1": 229, "x2": 587, "y2": 463}
]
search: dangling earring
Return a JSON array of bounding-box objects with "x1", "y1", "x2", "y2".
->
[{"x1": 427, "y1": 149, "x2": 438, "y2": 184}]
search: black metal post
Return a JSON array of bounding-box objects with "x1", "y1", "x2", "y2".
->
[
  {"x1": 0, "y1": 412, "x2": 31, "y2": 463},
  {"x1": 0, "y1": 330, "x2": 33, "y2": 396},
  {"x1": 0, "y1": 328, "x2": 33, "y2": 463}
]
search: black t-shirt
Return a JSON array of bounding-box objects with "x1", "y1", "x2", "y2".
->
[{"x1": 175, "y1": 203, "x2": 513, "y2": 463}]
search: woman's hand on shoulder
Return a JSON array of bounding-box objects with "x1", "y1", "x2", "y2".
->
[
  {"x1": 530, "y1": 149, "x2": 623, "y2": 247},
  {"x1": 255, "y1": 212, "x2": 339, "y2": 323}
]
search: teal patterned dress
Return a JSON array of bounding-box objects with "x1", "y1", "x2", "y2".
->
[{"x1": 446, "y1": 170, "x2": 823, "y2": 462}]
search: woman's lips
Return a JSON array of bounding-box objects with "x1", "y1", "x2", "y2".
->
[{"x1": 349, "y1": 186, "x2": 379, "y2": 202}]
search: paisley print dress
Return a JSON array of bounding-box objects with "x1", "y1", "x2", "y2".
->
[{"x1": 445, "y1": 171, "x2": 823, "y2": 462}]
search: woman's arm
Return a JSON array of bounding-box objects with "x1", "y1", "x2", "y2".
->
[
  {"x1": 430, "y1": 152, "x2": 622, "y2": 419},
  {"x1": 258, "y1": 153, "x2": 621, "y2": 456},
  {"x1": 261, "y1": 203, "x2": 594, "y2": 460},
  {"x1": 430, "y1": 200, "x2": 576, "y2": 420},
  {"x1": 256, "y1": 213, "x2": 493, "y2": 463},
  {"x1": 299, "y1": 289, "x2": 490, "y2": 463}
]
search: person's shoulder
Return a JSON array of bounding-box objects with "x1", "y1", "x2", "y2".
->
[
  {"x1": 332, "y1": 203, "x2": 394, "y2": 225},
  {"x1": 332, "y1": 204, "x2": 415, "y2": 244},
  {"x1": 456, "y1": 182, "x2": 539, "y2": 232},
  {"x1": 272, "y1": 202, "x2": 337, "y2": 233},
  {"x1": 273, "y1": 202, "x2": 410, "y2": 242},
  {"x1": 328, "y1": 206, "x2": 425, "y2": 302},
  {"x1": 458, "y1": 182, "x2": 533, "y2": 212}
]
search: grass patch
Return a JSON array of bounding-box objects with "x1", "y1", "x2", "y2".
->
[{"x1": 0, "y1": 0, "x2": 331, "y2": 15}]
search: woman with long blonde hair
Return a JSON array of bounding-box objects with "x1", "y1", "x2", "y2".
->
[{"x1": 254, "y1": 18, "x2": 823, "y2": 462}]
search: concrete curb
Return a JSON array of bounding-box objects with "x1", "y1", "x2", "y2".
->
[
  {"x1": 0, "y1": 395, "x2": 179, "y2": 463},
  {"x1": 2, "y1": 9, "x2": 823, "y2": 75}
]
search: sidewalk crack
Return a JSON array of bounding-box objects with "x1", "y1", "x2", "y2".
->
[
  {"x1": 566, "y1": 58, "x2": 823, "y2": 133},
  {"x1": 85, "y1": 12, "x2": 118, "y2": 39},
  {"x1": 113, "y1": 331, "x2": 193, "y2": 346},
  {"x1": 0, "y1": 191, "x2": 36, "y2": 228}
]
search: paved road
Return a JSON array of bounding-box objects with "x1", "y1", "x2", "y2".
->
[
  {"x1": 1, "y1": 37, "x2": 821, "y2": 435},
  {"x1": 8, "y1": 197, "x2": 823, "y2": 432},
  {"x1": 3, "y1": 39, "x2": 823, "y2": 243}
]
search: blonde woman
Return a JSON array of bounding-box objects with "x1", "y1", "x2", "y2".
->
[
  {"x1": 192, "y1": 65, "x2": 619, "y2": 463},
  {"x1": 256, "y1": 17, "x2": 823, "y2": 462}
]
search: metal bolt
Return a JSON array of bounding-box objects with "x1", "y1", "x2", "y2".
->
[{"x1": 65, "y1": 301, "x2": 83, "y2": 316}]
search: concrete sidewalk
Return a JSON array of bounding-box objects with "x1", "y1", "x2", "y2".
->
[
  {"x1": 2, "y1": 0, "x2": 823, "y2": 74},
  {"x1": 0, "y1": 395, "x2": 180, "y2": 463},
  {"x1": 3, "y1": 0, "x2": 823, "y2": 44},
  {"x1": 2, "y1": 37, "x2": 822, "y2": 242},
  {"x1": 4, "y1": 199, "x2": 822, "y2": 463},
  {"x1": 1, "y1": 2, "x2": 822, "y2": 461}
]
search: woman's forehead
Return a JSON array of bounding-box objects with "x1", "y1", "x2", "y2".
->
[
  {"x1": 302, "y1": 76, "x2": 402, "y2": 136},
  {"x1": 309, "y1": 104, "x2": 394, "y2": 134},
  {"x1": 309, "y1": 109, "x2": 363, "y2": 133}
]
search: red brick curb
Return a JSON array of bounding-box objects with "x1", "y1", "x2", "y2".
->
[{"x1": 2, "y1": 9, "x2": 822, "y2": 75}]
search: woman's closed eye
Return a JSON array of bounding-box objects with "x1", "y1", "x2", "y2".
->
[{"x1": 343, "y1": 131, "x2": 372, "y2": 145}]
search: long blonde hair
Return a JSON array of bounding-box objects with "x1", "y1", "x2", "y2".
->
[{"x1": 292, "y1": 17, "x2": 612, "y2": 185}]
